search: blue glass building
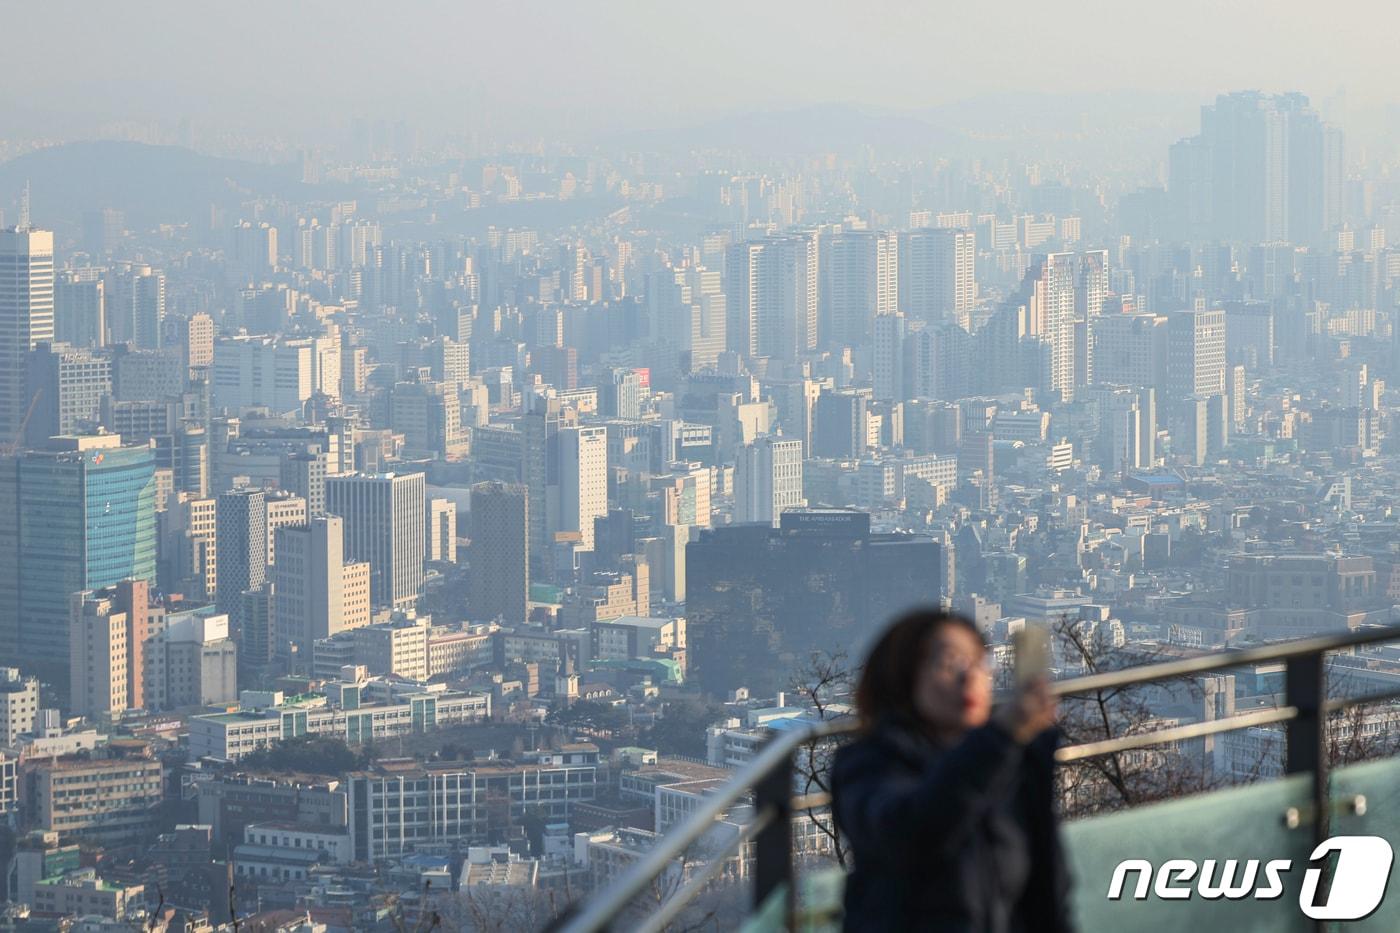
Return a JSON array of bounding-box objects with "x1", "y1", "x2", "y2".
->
[{"x1": 3, "y1": 436, "x2": 157, "y2": 697}]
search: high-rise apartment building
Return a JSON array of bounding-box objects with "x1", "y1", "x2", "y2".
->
[
  {"x1": 898, "y1": 228, "x2": 975, "y2": 323},
  {"x1": 725, "y1": 235, "x2": 818, "y2": 362},
  {"x1": 106, "y1": 264, "x2": 165, "y2": 349},
  {"x1": 821, "y1": 230, "x2": 897, "y2": 347},
  {"x1": 1169, "y1": 91, "x2": 1344, "y2": 244}
]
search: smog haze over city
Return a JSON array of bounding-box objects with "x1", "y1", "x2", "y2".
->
[{"x1": 5, "y1": 2, "x2": 1400, "y2": 930}]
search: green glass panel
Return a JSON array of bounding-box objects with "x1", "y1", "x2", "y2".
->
[
  {"x1": 1063, "y1": 774, "x2": 1316, "y2": 932},
  {"x1": 1328, "y1": 756, "x2": 1400, "y2": 930},
  {"x1": 739, "y1": 883, "x2": 788, "y2": 933}
]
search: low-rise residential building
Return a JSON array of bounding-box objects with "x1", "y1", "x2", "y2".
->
[
  {"x1": 31, "y1": 753, "x2": 164, "y2": 847},
  {"x1": 187, "y1": 681, "x2": 491, "y2": 761},
  {"x1": 31, "y1": 872, "x2": 144, "y2": 920},
  {"x1": 0, "y1": 668, "x2": 40, "y2": 745},
  {"x1": 345, "y1": 745, "x2": 601, "y2": 860}
]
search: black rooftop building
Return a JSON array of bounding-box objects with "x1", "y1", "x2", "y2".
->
[{"x1": 686, "y1": 509, "x2": 942, "y2": 695}]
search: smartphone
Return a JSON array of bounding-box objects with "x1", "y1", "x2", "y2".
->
[{"x1": 1013, "y1": 624, "x2": 1051, "y2": 688}]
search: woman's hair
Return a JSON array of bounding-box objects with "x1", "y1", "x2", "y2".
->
[{"x1": 854, "y1": 609, "x2": 985, "y2": 729}]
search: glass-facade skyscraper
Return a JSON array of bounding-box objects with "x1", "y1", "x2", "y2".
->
[{"x1": 1, "y1": 435, "x2": 157, "y2": 695}]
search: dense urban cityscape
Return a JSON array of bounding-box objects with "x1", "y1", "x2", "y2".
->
[{"x1": 6, "y1": 5, "x2": 1400, "y2": 931}]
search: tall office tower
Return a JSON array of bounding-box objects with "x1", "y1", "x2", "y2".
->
[
  {"x1": 601, "y1": 368, "x2": 643, "y2": 420},
  {"x1": 872, "y1": 312, "x2": 908, "y2": 401},
  {"x1": 55, "y1": 271, "x2": 105, "y2": 348},
  {"x1": 468, "y1": 482, "x2": 529, "y2": 623},
  {"x1": 427, "y1": 498, "x2": 456, "y2": 563},
  {"x1": 0, "y1": 227, "x2": 55, "y2": 444},
  {"x1": 163, "y1": 311, "x2": 215, "y2": 373},
  {"x1": 734, "y1": 436, "x2": 805, "y2": 527},
  {"x1": 554, "y1": 426, "x2": 608, "y2": 553},
  {"x1": 326, "y1": 471, "x2": 426, "y2": 609},
  {"x1": 272, "y1": 515, "x2": 370, "y2": 665},
  {"x1": 389, "y1": 375, "x2": 466, "y2": 458},
  {"x1": 523, "y1": 397, "x2": 567, "y2": 574},
  {"x1": 70, "y1": 579, "x2": 148, "y2": 719},
  {"x1": 215, "y1": 487, "x2": 267, "y2": 642},
  {"x1": 724, "y1": 234, "x2": 818, "y2": 362},
  {"x1": 0, "y1": 668, "x2": 39, "y2": 745},
  {"x1": 1092, "y1": 312, "x2": 1168, "y2": 390},
  {"x1": 231, "y1": 221, "x2": 278, "y2": 281},
  {"x1": 1167, "y1": 307, "x2": 1227, "y2": 399},
  {"x1": 821, "y1": 230, "x2": 897, "y2": 347},
  {"x1": 163, "y1": 493, "x2": 217, "y2": 600},
  {"x1": 23, "y1": 343, "x2": 112, "y2": 445},
  {"x1": 263, "y1": 491, "x2": 308, "y2": 567},
  {"x1": 898, "y1": 228, "x2": 975, "y2": 323},
  {"x1": 1169, "y1": 91, "x2": 1343, "y2": 244},
  {"x1": 0, "y1": 435, "x2": 155, "y2": 693},
  {"x1": 281, "y1": 451, "x2": 328, "y2": 518},
  {"x1": 812, "y1": 390, "x2": 869, "y2": 460},
  {"x1": 211, "y1": 336, "x2": 316, "y2": 414},
  {"x1": 106, "y1": 264, "x2": 165, "y2": 349},
  {"x1": 239, "y1": 585, "x2": 275, "y2": 671},
  {"x1": 156, "y1": 424, "x2": 208, "y2": 498}
]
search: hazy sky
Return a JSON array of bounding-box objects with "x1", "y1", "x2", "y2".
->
[{"x1": 5, "y1": 0, "x2": 1396, "y2": 144}]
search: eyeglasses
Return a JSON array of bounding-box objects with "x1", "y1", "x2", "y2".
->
[{"x1": 927, "y1": 651, "x2": 993, "y2": 680}]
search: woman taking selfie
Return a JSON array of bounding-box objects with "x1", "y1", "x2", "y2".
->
[{"x1": 830, "y1": 610, "x2": 1071, "y2": 932}]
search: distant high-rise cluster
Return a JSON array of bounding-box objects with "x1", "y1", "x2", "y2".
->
[{"x1": 2, "y1": 76, "x2": 1399, "y2": 925}]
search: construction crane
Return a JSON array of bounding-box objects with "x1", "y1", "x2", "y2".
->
[{"x1": 1, "y1": 390, "x2": 41, "y2": 457}]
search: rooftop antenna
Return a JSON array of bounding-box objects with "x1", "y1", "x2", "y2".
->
[{"x1": 17, "y1": 182, "x2": 30, "y2": 230}]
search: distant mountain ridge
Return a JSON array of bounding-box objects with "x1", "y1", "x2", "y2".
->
[{"x1": 0, "y1": 141, "x2": 326, "y2": 232}]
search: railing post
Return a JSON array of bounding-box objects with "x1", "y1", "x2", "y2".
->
[
  {"x1": 1284, "y1": 651, "x2": 1327, "y2": 849},
  {"x1": 1285, "y1": 650, "x2": 1330, "y2": 932},
  {"x1": 753, "y1": 745, "x2": 795, "y2": 924}
]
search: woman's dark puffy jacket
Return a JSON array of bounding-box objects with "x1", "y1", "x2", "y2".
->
[{"x1": 830, "y1": 714, "x2": 1073, "y2": 932}]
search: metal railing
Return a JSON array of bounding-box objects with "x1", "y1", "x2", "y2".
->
[{"x1": 551, "y1": 623, "x2": 1400, "y2": 933}]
